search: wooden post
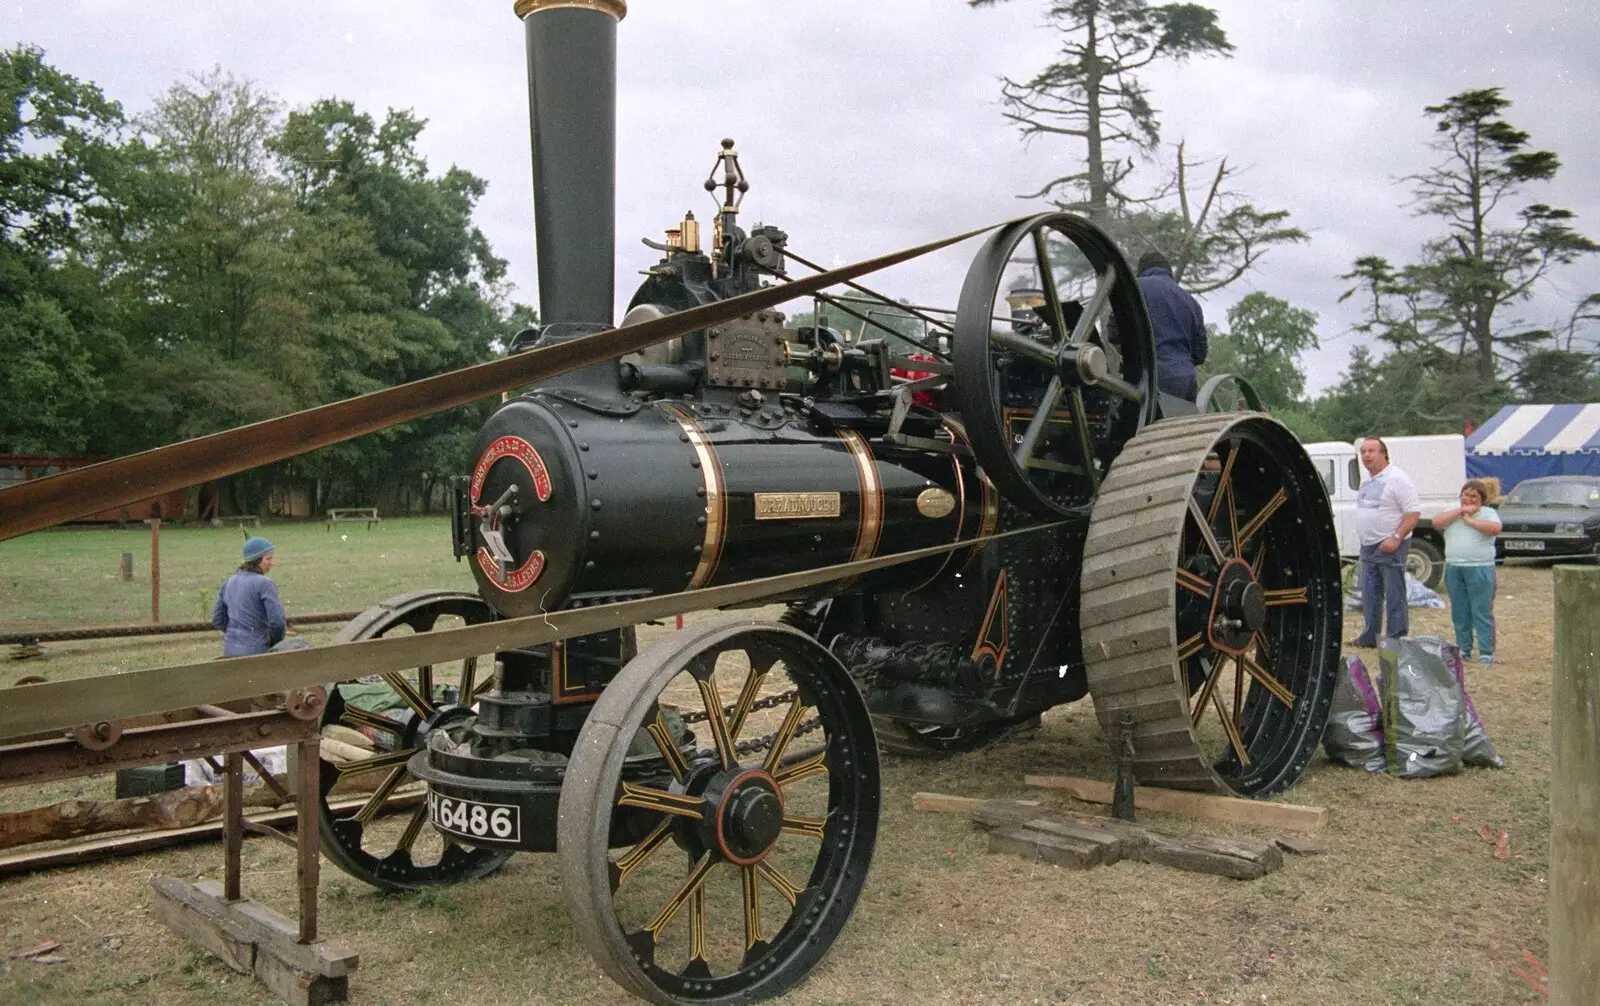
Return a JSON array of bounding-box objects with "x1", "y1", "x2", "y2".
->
[
  {"x1": 1552, "y1": 564, "x2": 1599, "y2": 1004},
  {"x1": 120, "y1": 552, "x2": 133, "y2": 581},
  {"x1": 224, "y1": 752, "x2": 243, "y2": 903},
  {"x1": 295, "y1": 737, "x2": 320, "y2": 944},
  {"x1": 146, "y1": 518, "x2": 161, "y2": 623}
]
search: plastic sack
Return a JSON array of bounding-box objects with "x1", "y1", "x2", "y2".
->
[
  {"x1": 183, "y1": 745, "x2": 287, "y2": 787},
  {"x1": 1343, "y1": 570, "x2": 1447, "y2": 612},
  {"x1": 1444, "y1": 642, "x2": 1505, "y2": 768},
  {"x1": 1379, "y1": 636, "x2": 1464, "y2": 779},
  {"x1": 1322, "y1": 655, "x2": 1387, "y2": 772}
]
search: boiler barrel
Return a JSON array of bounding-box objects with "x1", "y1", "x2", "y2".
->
[{"x1": 465, "y1": 397, "x2": 997, "y2": 617}]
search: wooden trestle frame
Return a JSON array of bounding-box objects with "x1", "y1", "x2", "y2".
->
[{"x1": 0, "y1": 689, "x2": 358, "y2": 1005}]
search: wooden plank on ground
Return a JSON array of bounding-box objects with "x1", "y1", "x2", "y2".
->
[
  {"x1": 152, "y1": 876, "x2": 354, "y2": 1006},
  {"x1": 156, "y1": 877, "x2": 357, "y2": 978},
  {"x1": 150, "y1": 876, "x2": 256, "y2": 973},
  {"x1": 917, "y1": 788, "x2": 1286, "y2": 880},
  {"x1": 1023, "y1": 774, "x2": 1328, "y2": 833},
  {"x1": 987, "y1": 825, "x2": 1117, "y2": 870},
  {"x1": 1132, "y1": 829, "x2": 1282, "y2": 880}
]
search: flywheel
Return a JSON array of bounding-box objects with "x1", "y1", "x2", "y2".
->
[
  {"x1": 952, "y1": 212, "x2": 1157, "y2": 521},
  {"x1": 1079, "y1": 413, "x2": 1341, "y2": 798}
]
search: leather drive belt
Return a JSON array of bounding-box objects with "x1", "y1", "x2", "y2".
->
[
  {"x1": 0, "y1": 524, "x2": 1058, "y2": 743},
  {"x1": 0, "y1": 218, "x2": 1020, "y2": 542}
]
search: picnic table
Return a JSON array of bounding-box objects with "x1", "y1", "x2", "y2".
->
[{"x1": 325, "y1": 507, "x2": 380, "y2": 531}]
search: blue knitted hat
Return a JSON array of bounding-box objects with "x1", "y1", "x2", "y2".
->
[{"x1": 242, "y1": 537, "x2": 275, "y2": 562}]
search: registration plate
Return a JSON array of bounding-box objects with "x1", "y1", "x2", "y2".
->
[
  {"x1": 429, "y1": 792, "x2": 520, "y2": 843},
  {"x1": 1504, "y1": 539, "x2": 1546, "y2": 552}
]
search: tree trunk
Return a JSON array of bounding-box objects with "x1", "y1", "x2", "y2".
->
[{"x1": 0, "y1": 778, "x2": 289, "y2": 850}]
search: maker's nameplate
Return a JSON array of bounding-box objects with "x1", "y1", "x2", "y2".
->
[
  {"x1": 916, "y1": 487, "x2": 957, "y2": 519},
  {"x1": 754, "y1": 491, "x2": 842, "y2": 520}
]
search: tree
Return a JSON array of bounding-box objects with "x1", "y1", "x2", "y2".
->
[
  {"x1": 0, "y1": 46, "x2": 133, "y2": 453},
  {"x1": 969, "y1": 0, "x2": 1232, "y2": 223},
  {"x1": 1197, "y1": 292, "x2": 1317, "y2": 411},
  {"x1": 1340, "y1": 88, "x2": 1597, "y2": 424},
  {"x1": 1113, "y1": 143, "x2": 1308, "y2": 293}
]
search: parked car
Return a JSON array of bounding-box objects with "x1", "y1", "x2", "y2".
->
[
  {"x1": 1495, "y1": 476, "x2": 1600, "y2": 561},
  {"x1": 1305, "y1": 435, "x2": 1466, "y2": 589}
]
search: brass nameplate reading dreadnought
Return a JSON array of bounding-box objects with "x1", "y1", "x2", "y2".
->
[{"x1": 754, "y1": 492, "x2": 842, "y2": 520}]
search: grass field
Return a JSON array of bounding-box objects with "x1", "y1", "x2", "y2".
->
[{"x1": 0, "y1": 518, "x2": 1560, "y2": 1004}]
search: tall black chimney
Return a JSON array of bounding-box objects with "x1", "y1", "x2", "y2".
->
[{"x1": 516, "y1": 0, "x2": 623, "y2": 330}]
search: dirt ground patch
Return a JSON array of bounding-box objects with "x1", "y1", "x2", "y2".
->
[{"x1": 0, "y1": 529, "x2": 1561, "y2": 1004}]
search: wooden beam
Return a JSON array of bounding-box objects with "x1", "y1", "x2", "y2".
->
[
  {"x1": 1552, "y1": 566, "x2": 1600, "y2": 1005},
  {"x1": 1023, "y1": 774, "x2": 1328, "y2": 833}
]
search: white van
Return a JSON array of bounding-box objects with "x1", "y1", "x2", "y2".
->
[{"x1": 1304, "y1": 435, "x2": 1468, "y2": 588}]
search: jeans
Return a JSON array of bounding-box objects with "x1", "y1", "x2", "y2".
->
[
  {"x1": 1444, "y1": 563, "x2": 1496, "y2": 658},
  {"x1": 1357, "y1": 538, "x2": 1411, "y2": 644}
]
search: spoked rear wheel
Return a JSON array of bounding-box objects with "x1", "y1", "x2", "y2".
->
[
  {"x1": 1080, "y1": 414, "x2": 1341, "y2": 797},
  {"x1": 559, "y1": 619, "x2": 879, "y2": 1005},
  {"x1": 318, "y1": 591, "x2": 511, "y2": 891}
]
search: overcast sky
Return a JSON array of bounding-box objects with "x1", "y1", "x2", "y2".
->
[{"x1": 9, "y1": 0, "x2": 1598, "y2": 393}]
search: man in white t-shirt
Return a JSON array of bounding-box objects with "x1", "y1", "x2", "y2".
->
[{"x1": 1351, "y1": 436, "x2": 1422, "y2": 647}]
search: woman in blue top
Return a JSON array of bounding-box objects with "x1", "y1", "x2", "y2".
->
[
  {"x1": 211, "y1": 537, "x2": 287, "y2": 656},
  {"x1": 1433, "y1": 479, "x2": 1502, "y2": 664}
]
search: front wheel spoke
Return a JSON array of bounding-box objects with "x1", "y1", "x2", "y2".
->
[
  {"x1": 762, "y1": 697, "x2": 810, "y2": 773},
  {"x1": 688, "y1": 885, "x2": 707, "y2": 966},
  {"x1": 647, "y1": 711, "x2": 690, "y2": 782},
  {"x1": 695, "y1": 677, "x2": 738, "y2": 769},
  {"x1": 614, "y1": 818, "x2": 675, "y2": 888},
  {"x1": 1014, "y1": 377, "x2": 1065, "y2": 469},
  {"x1": 1242, "y1": 639, "x2": 1297, "y2": 707},
  {"x1": 381, "y1": 671, "x2": 435, "y2": 718},
  {"x1": 781, "y1": 814, "x2": 828, "y2": 840},
  {"x1": 619, "y1": 782, "x2": 704, "y2": 820},
  {"x1": 394, "y1": 803, "x2": 429, "y2": 853},
  {"x1": 1250, "y1": 541, "x2": 1268, "y2": 579},
  {"x1": 758, "y1": 860, "x2": 804, "y2": 906},
  {"x1": 1263, "y1": 586, "x2": 1308, "y2": 606},
  {"x1": 1236, "y1": 487, "x2": 1288, "y2": 548},
  {"x1": 1209, "y1": 689, "x2": 1251, "y2": 765},
  {"x1": 1186, "y1": 498, "x2": 1227, "y2": 563},
  {"x1": 338, "y1": 705, "x2": 403, "y2": 735},
  {"x1": 727, "y1": 666, "x2": 770, "y2": 739},
  {"x1": 773, "y1": 749, "x2": 827, "y2": 786},
  {"x1": 458, "y1": 657, "x2": 478, "y2": 704},
  {"x1": 354, "y1": 765, "x2": 408, "y2": 824},
  {"x1": 1190, "y1": 655, "x2": 1226, "y2": 728},
  {"x1": 644, "y1": 854, "x2": 715, "y2": 940},
  {"x1": 416, "y1": 665, "x2": 434, "y2": 706},
  {"x1": 334, "y1": 747, "x2": 418, "y2": 778},
  {"x1": 741, "y1": 864, "x2": 763, "y2": 950}
]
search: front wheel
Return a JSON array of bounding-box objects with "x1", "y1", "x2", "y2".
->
[{"x1": 559, "y1": 619, "x2": 880, "y2": 1005}]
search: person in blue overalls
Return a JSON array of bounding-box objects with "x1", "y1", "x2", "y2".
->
[
  {"x1": 1136, "y1": 251, "x2": 1208, "y2": 401},
  {"x1": 211, "y1": 537, "x2": 287, "y2": 656}
]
